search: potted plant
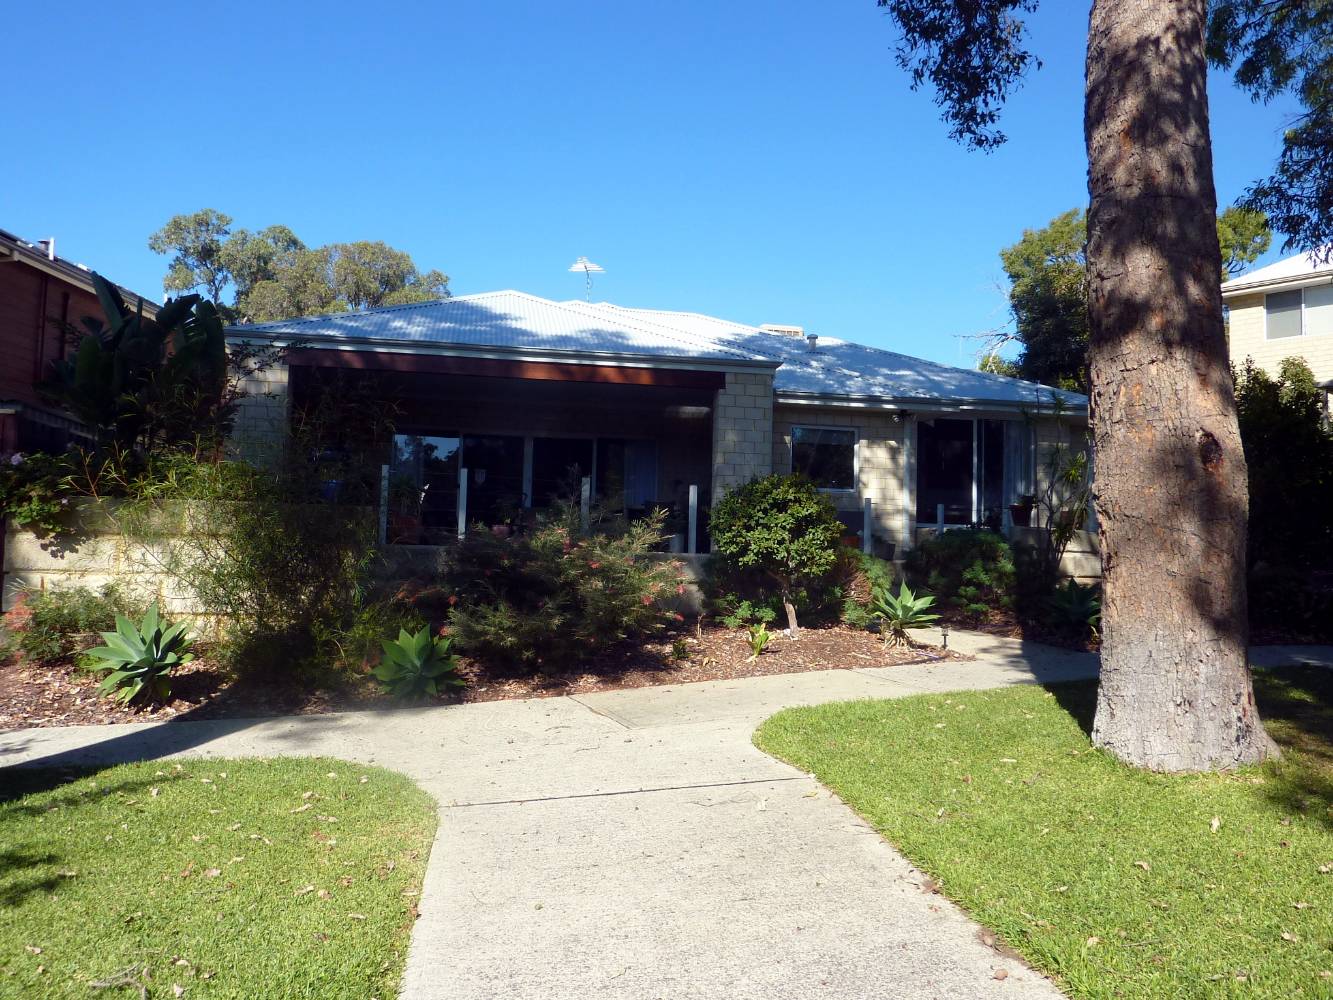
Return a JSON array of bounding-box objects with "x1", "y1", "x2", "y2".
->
[{"x1": 1008, "y1": 494, "x2": 1036, "y2": 528}]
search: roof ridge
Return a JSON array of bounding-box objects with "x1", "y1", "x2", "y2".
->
[
  {"x1": 229, "y1": 290, "x2": 490, "y2": 330},
  {"x1": 558, "y1": 299, "x2": 770, "y2": 363}
]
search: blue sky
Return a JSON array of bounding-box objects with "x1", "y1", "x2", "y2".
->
[{"x1": 5, "y1": 2, "x2": 1300, "y2": 366}]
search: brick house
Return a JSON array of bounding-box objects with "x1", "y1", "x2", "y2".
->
[
  {"x1": 1223, "y1": 247, "x2": 1333, "y2": 409},
  {"x1": 0, "y1": 228, "x2": 159, "y2": 453},
  {"x1": 228, "y1": 290, "x2": 1087, "y2": 557}
]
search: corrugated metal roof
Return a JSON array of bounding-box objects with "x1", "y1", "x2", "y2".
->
[
  {"x1": 229, "y1": 290, "x2": 1086, "y2": 409},
  {"x1": 1222, "y1": 246, "x2": 1333, "y2": 294}
]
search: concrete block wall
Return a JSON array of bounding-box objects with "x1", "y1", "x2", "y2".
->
[
  {"x1": 772, "y1": 405, "x2": 907, "y2": 557},
  {"x1": 710, "y1": 370, "x2": 774, "y2": 503},
  {"x1": 230, "y1": 355, "x2": 290, "y2": 465}
]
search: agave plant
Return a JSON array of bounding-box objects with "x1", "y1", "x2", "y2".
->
[
  {"x1": 373, "y1": 627, "x2": 465, "y2": 698},
  {"x1": 871, "y1": 582, "x2": 941, "y2": 647},
  {"x1": 82, "y1": 603, "x2": 193, "y2": 704}
]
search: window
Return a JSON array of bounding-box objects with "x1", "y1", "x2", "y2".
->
[
  {"x1": 462, "y1": 434, "x2": 525, "y2": 524},
  {"x1": 1266, "y1": 285, "x2": 1333, "y2": 339},
  {"x1": 390, "y1": 433, "x2": 461, "y2": 543},
  {"x1": 530, "y1": 437, "x2": 594, "y2": 508},
  {"x1": 791, "y1": 426, "x2": 856, "y2": 491}
]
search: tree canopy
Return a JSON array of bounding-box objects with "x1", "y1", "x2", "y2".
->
[
  {"x1": 986, "y1": 206, "x2": 1270, "y2": 392},
  {"x1": 148, "y1": 211, "x2": 450, "y2": 323}
]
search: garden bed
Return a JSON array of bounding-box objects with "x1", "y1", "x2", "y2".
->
[{"x1": 0, "y1": 623, "x2": 959, "y2": 731}]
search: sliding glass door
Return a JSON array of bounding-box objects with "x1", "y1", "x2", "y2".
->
[{"x1": 916, "y1": 418, "x2": 1031, "y2": 527}]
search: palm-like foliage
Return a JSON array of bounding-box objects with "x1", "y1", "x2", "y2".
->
[
  {"x1": 372, "y1": 627, "x2": 464, "y2": 698},
  {"x1": 83, "y1": 603, "x2": 193, "y2": 704},
  {"x1": 871, "y1": 582, "x2": 941, "y2": 647},
  {"x1": 40, "y1": 273, "x2": 229, "y2": 453}
]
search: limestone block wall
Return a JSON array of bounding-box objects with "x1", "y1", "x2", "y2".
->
[
  {"x1": 3, "y1": 524, "x2": 202, "y2": 615},
  {"x1": 710, "y1": 370, "x2": 774, "y2": 503}
]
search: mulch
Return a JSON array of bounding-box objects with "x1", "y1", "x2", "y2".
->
[{"x1": 0, "y1": 622, "x2": 961, "y2": 732}]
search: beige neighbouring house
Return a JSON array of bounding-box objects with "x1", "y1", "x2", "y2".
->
[{"x1": 1223, "y1": 247, "x2": 1333, "y2": 408}]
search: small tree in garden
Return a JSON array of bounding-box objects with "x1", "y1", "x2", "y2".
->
[{"x1": 709, "y1": 475, "x2": 844, "y2": 634}]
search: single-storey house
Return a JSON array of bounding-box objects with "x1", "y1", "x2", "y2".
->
[
  {"x1": 228, "y1": 291, "x2": 1087, "y2": 556},
  {"x1": 1223, "y1": 247, "x2": 1333, "y2": 407}
]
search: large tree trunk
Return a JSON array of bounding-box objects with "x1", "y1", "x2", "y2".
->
[{"x1": 1084, "y1": 0, "x2": 1274, "y2": 771}]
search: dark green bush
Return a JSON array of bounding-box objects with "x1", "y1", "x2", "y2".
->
[
  {"x1": 1248, "y1": 565, "x2": 1333, "y2": 642},
  {"x1": 442, "y1": 508, "x2": 684, "y2": 670},
  {"x1": 11, "y1": 583, "x2": 148, "y2": 665},
  {"x1": 905, "y1": 529, "x2": 1015, "y2": 618},
  {"x1": 709, "y1": 475, "x2": 845, "y2": 631}
]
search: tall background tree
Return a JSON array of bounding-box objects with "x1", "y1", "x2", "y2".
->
[
  {"x1": 148, "y1": 211, "x2": 450, "y2": 323},
  {"x1": 986, "y1": 206, "x2": 1270, "y2": 392},
  {"x1": 880, "y1": 0, "x2": 1326, "y2": 770}
]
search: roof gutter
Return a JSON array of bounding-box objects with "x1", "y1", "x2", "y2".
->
[
  {"x1": 225, "y1": 331, "x2": 783, "y2": 374},
  {"x1": 0, "y1": 236, "x2": 159, "y2": 314},
  {"x1": 773, "y1": 390, "x2": 1089, "y2": 418},
  {"x1": 1222, "y1": 273, "x2": 1333, "y2": 300}
]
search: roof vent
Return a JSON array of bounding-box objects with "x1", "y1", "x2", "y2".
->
[
  {"x1": 760, "y1": 324, "x2": 804, "y2": 339},
  {"x1": 37, "y1": 238, "x2": 56, "y2": 261},
  {"x1": 805, "y1": 333, "x2": 819, "y2": 352}
]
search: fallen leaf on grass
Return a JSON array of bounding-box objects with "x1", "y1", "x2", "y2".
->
[
  {"x1": 203, "y1": 868, "x2": 221, "y2": 878},
  {"x1": 1281, "y1": 931, "x2": 1299, "y2": 942},
  {"x1": 1210, "y1": 816, "x2": 1221, "y2": 834},
  {"x1": 1086, "y1": 936, "x2": 1100, "y2": 947},
  {"x1": 290, "y1": 804, "x2": 312, "y2": 814},
  {"x1": 1292, "y1": 901, "x2": 1312, "y2": 910},
  {"x1": 348, "y1": 913, "x2": 366, "y2": 921},
  {"x1": 1133, "y1": 860, "x2": 1151, "y2": 872},
  {"x1": 294, "y1": 885, "x2": 316, "y2": 897},
  {"x1": 173, "y1": 985, "x2": 185, "y2": 997},
  {"x1": 25, "y1": 946, "x2": 42, "y2": 955}
]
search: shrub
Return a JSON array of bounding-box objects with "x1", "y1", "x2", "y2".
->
[
  {"x1": 716, "y1": 597, "x2": 779, "y2": 630},
  {"x1": 905, "y1": 529, "x2": 1015, "y2": 618},
  {"x1": 443, "y1": 508, "x2": 684, "y2": 670},
  {"x1": 1046, "y1": 580, "x2": 1101, "y2": 640},
  {"x1": 118, "y1": 457, "x2": 379, "y2": 675},
  {"x1": 372, "y1": 627, "x2": 464, "y2": 698},
  {"x1": 11, "y1": 583, "x2": 147, "y2": 665},
  {"x1": 709, "y1": 475, "x2": 844, "y2": 632},
  {"x1": 82, "y1": 602, "x2": 193, "y2": 705},
  {"x1": 841, "y1": 551, "x2": 897, "y2": 629},
  {"x1": 870, "y1": 582, "x2": 940, "y2": 646}
]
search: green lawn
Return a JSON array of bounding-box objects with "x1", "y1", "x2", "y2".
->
[
  {"x1": 755, "y1": 666, "x2": 1333, "y2": 1000},
  {"x1": 0, "y1": 757, "x2": 437, "y2": 999}
]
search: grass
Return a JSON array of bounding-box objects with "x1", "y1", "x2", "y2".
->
[
  {"x1": 0, "y1": 757, "x2": 437, "y2": 999},
  {"x1": 755, "y1": 666, "x2": 1333, "y2": 999}
]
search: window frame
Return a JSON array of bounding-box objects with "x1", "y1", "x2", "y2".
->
[
  {"x1": 1264, "y1": 284, "x2": 1333, "y2": 341},
  {"x1": 789, "y1": 424, "x2": 859, "y2": 494},
  {"x1": 1264, "y1": 288, "x2": 1306, "y2": 340}
]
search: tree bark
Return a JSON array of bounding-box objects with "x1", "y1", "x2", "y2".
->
[{"x1": 1085, "y1": 0, "x2": 1274, "y2": 771}]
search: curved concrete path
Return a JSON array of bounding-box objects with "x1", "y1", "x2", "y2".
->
[{"x1": 2, "y1": 634, "x2": 1321, "y2": 999}]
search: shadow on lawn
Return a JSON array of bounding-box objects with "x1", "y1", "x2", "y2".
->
[{"x1": 1043, "y1": 666, "x2": 1333, "y2": 826}]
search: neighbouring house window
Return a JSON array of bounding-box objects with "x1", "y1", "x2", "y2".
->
[
  {"x1": 1266, "y1": 285, "x2": 1333, "y2": 339},
  {"x1": 531, "y1": 437, "x2": 594, "y2": 509},
  {"x1": 462, "y1": 434, "x2": 525, "y2": 525},
  {"x1": 390, "y1": 433, "x2": 461, "y2": 544},
  {"x1": 597, "y1": 439, "x2": 658, "y2": 510},
  {"x1": 791, "y1": 426, "x2": 856, "y2": 491},
  {"x1": 1266, "y1": 290, "x2": 1304, "y2": 339}
]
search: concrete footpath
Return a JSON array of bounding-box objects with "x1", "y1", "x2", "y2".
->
[{"x1": 1, "y1": 634, "x2": 1320, "y2": 999}]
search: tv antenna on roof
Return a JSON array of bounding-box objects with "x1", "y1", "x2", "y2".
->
[{"x1": 568, "y1": 256, "x2": 605, "y2": 301}]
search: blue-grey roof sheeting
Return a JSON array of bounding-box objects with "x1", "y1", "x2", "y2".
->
[{"x1": 229, "y1": 290, "x2": 1087, "y2": 409}]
